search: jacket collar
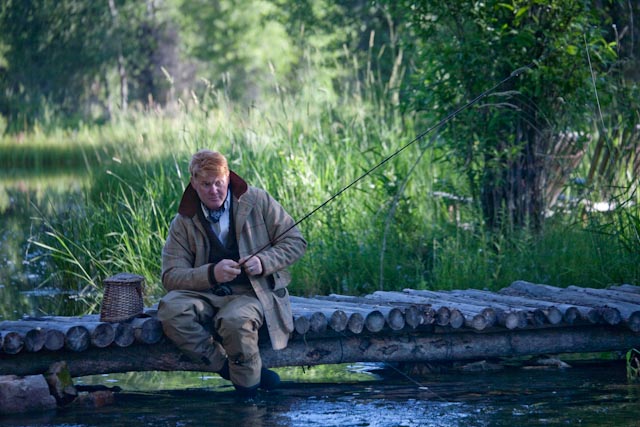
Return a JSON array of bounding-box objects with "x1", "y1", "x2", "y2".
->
[{"x1": 178, "y1": 170, "x2": 248, "y2": 217}]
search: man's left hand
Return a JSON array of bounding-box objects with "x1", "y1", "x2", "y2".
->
[{"x1": 240, "y1": 256, "x2": 263, "y2": 276}]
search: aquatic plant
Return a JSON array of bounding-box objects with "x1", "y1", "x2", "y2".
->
[{"x1": 626, "y1": 348, "x2": 640, "y2": 382}]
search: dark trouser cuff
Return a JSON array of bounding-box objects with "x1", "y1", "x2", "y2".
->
[{"x1": 233, "y1": 383, "x2": 259, "y2": 398}]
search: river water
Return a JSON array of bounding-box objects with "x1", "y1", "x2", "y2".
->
[
  {"x1": 1, "y1": 362, "x2": 639, "y2": 426},
  {"x1": 1, "y1": 178, "x2": 640, "y2": 426}
]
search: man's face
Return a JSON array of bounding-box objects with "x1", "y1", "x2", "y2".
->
[{"x1": 192, "y1": 172, "x2": 229, "y2": 210}]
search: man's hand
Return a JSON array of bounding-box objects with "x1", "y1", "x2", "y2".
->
[
  {"x1": 240, "y1": 256, "x2": 263, "y2": 276},
  {"x1": 214, "y1": 259, "x2": 241, "y2": 283}
]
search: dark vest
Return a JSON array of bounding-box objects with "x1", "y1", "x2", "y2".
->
[{"x1": 197, "y1": 195, "x2": 250, "y2": 285}]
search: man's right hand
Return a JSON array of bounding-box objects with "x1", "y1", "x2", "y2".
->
[{"x1": 213, "y1": 259, "x2": 241, "y2": 283}]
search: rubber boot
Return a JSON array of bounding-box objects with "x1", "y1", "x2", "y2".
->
[
  {"x1": 217, "y1": 359, "x2": 230, "y2": 381},
  {"x1": 259, "y1": 368, "x2": 280, "y2": 390}
]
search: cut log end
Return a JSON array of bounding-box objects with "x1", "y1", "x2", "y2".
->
[{"x1": 294, "y1": 316, "x2": 310, "y2": 335}]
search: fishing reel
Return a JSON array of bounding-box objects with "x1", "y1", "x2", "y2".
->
[{"x1": 213, "y1": 284, "x2": 233, "y2": 297}]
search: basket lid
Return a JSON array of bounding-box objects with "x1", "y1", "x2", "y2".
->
[{"x1": 104, "y1": 272, "x2": 145, "y2": 286}]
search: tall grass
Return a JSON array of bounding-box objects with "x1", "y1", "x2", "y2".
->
[{"x1": 6, "y1": 57, "x2": 637, "y2": 311}]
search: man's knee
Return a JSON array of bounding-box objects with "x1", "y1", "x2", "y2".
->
[
  {"x1": 218, "y1": 313, "x2": 260, "y2": 334},
  {"x1": 158, "y1": 291, "x2": 213, "y2": 323}
]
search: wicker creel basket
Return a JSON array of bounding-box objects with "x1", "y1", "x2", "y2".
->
[{"x1": 99, "y1": 272, "x2": 145, "y2": 322}]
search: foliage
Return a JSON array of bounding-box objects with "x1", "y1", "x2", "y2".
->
[
  {"x1": 1, "y1": 0, "x2": 638, "y2": 311},
  {"x1": 176, "y1": 0, "x2": 296, "y2": 101},
  {"x1": 390, "y1": 0, "x2": 618, "y2": 231},
  {"x1": 19, "y1": 80, "x2": 639, "y2": 304},
  {"x1": 627, "y1": 348, "x2": 640, "y2": 382}
]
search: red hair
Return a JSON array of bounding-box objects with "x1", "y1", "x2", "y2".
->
[{"x1": 189, "y1": 150, "x2": 229, "y2": 179}]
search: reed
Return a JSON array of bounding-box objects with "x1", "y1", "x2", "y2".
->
[
  {"x1": 627, "y1": 348, "x2": 640, "y2": 382},
  {"x1": 9, "y1": 54, "x2": 638, "y2": 304}
]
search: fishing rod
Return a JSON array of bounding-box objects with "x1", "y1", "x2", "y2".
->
[{"x1": 241, "y1": 62, "x2": 536, "y2": 265}]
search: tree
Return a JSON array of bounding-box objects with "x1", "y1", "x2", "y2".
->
[
  {"x1": 393, "y1": 0, "x2": 616, "y2": 231},
  {"x1": 0, "y1": 0, "x2": 180, "y2": 127},
  {"x1": 0, "y1": 0, "x2": 115, "y2": 127}
]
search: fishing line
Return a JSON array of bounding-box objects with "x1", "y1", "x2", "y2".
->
[
  {"x1": 242, "y1": 62, "x2": 536, "y2": 264},
  {"x1": 381, "y1": 362, "x2": 448, "y2": 402},
  {"x1": 334, "y1": 329, "x2": 447, "y2": 400}
]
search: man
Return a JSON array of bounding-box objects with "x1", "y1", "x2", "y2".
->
[{"x1": 158, "y1": 149, "x2": 306, "y2": 397}]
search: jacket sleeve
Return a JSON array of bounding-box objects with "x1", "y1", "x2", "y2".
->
[
  {"x1": 161, "y1": 215, "x2": 212, "y2": 292},
  {"x1": 254, "y1": 191, "x2": 307, "y2": 278}
]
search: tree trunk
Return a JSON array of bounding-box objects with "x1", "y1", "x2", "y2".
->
[{"x1": 108, "y1": 0, "x2": 128, "y2": 111}]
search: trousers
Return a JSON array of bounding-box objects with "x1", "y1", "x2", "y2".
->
[{"x1": 157, "y1": 284, "x2": 264, "y2": 388}]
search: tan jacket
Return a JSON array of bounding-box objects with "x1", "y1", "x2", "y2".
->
[{"x1": 161, "y1": 171, "x2": 307, "y2": 350}]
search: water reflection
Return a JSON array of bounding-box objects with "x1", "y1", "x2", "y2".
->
[
  {"x1": 0, "y1": 173, "x2": 90, "y2": 320},
  {"x1": 2, "y1": 363, "x2": 639, "y2": 427}
]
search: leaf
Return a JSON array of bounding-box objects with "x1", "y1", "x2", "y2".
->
[
  {"x1": 515, "y1": 6, "x2": 529, "y2": 20},
  {"x1": 497, "y1": 3, "x2": 514, "y2": 12}
]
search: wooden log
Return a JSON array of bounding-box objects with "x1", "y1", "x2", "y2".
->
[
  {"x1": 596, "y1": 306, "x2": 622, "y2": 326},
  {"x1": 421, "y1": 306, "x2": 437, "y2": 326},
  {"x1": 331, "y1": 292, "x2": 457, "y2": 329},
  {"x1": 449, "y1": 289, "x2": 565, "y2": 326},
  {"x1": 2, "y1": 325, "x2": 640, "y2": 378},
  {"x1": 627, "y1": 311, "x2": 640, "y2": 333},
  {"x1": 494, "y1": 308, "x2": 528, "y2": 330},
  {"x1": 113, "y1": 322, "x2": 135, "y2": 347},
  {"x1": 328, "y1": 310, "x2": 348, "y2": 333},
  {"x1": 64, "y1": 325, "x2": 91, "y2": 352},
  {"x1": 608, "y1": 284, "x2": 640, "y2": 295},
  {"x1": 6, "y1": 320, "x2": 112, "y2": 350},
  {"x1": 481, "y1": 307, "x2": 498, "y2": 327},
  {"x1": 568, "y1": 285, "x2": 640, "y2": 305},
  {"x1": 293, "y1": 315, "x2": 310, "y2": 335},
  {"x1": 0, "y1": 331, "x2": 23, "y2": 354},
  {"x1": 468, "y1": 313, "x2": 488, "y2": 330},
  {"x1": 0, "y1": 323, "x2": 90, "y2": 353},
  {"x1": 130, "y1": 317, "x2": 162, "y2": 344},
  {"x1": 294, "y1": 308, "x2": 363, "y2": 335},
  {"x1": 293, "y1": 296, "x2": 391, "y2": 333},
  {"x1": 309, "y1": 312, "x2": 327, "y2": 333},
  {"x1": 28, "y1": 316, "x2": 117, "y2": 346},
  {"x1": 317, "y1": 294, "x2": 430, "y2": 331},
  {"x1": 21, "y1": 329, "x2": 45, "y2": 353},
  {"x1": 400, "y1": 305, "x2": 422, "y2": 329},
  {"x1": 0, "y1": 322, "x2": 68, "y2": 353},
  {"x1": 503, "y1": 281, "x2": 633, "y2": 327},
  {"x1": 500, "y1": 282, "x2": 603, "y2": 324},
  {"x1": 563, "y1": 306, "x2": 582, "y2": 324},
  {"x1": 366, "y1": 292, "x2": 452, "y2": 329},
  {"x1": 435, "y1": 306, "x2": 450, "y2": 327},
  {"x1": 347, "y1": 312, "x2": 365, "y2": 334},
  {"x1": 390, "y1": 291, "x2": 488, "y2": 329},
  {"x1": 376, "y1": 291, "x2": 492, "y2": 330},
  {"x1": 320, "y1": 295, "x2": 408, "y2": 330},
  {"x1": 0, "y1": 328, "x2": 65, "y2": 352},
  {"x1": 0, "y1": 326, "x2": 45, "y2": 353},
  {"x1": 34, "y1": 329, "x2": 63, "y2": 351},
  {"x1": 290, "y1": 303, "x2": 344, "y2": 333},
  {"x1": 363, "y1": 310, "x2": 386, "y2": 333},
  {"x1": 85, "y1": 323, "x2": 114, "y2": 348}
]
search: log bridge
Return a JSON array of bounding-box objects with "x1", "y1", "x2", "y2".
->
[{"x1": 1, "y1": 280, "x2": 640, "y2": 378}]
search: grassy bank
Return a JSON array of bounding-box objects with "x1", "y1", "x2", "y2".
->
[{"x1": 3, "y1": 86, "x2": 638, "y2": 308}]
